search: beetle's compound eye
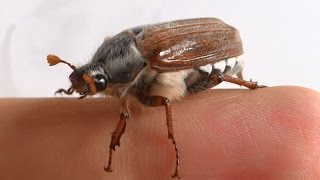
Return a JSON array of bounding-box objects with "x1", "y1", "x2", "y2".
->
[{"x1": 94, "y1": 74, "x2": 108, "y2": 91}]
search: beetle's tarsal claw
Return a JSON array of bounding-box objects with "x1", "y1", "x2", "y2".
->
[
  {"x1": 171, "y1": 171, "x2": 181, "y2": 179},
  {"x1": 257, "y1": 85, "x2": 268, "y2": 88},
  {"x1": 104, "y1": 148, "x2": 114, "y2": 173},
  {"x1": 104, "y1": 163, "x2": 113, "y2": 172},
  {"x1": 244, "y1": 79, "x2": 267, "y2": 88},
  {"x1": 249, "y1": 79, "x2": 266, "y2": 88},
  {"x1": 78, "y1": 94, "x2": 87, "y2": 99}
]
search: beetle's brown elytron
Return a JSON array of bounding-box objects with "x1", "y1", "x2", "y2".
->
[{"x1": 47, "y1": 17, "x2": 265, "y2": 179}]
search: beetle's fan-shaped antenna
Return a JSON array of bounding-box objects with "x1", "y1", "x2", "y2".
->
[{"x1": 47, "y1": 54, "x2": 76, "y2": 70}]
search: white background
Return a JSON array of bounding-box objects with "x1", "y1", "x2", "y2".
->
[{"x1": 1, "y1": 0, "x2": 319, "y2": 97}]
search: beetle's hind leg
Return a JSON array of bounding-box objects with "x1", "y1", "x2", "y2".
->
[
  {"x1": 137, "y1": 95, "x2": 181, "y2": 179},
  {"x1": 210, "y1": 70, "x2": 266, "y2": 89}
]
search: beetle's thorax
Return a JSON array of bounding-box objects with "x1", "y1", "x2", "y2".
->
[
  {"x1": 90, "y1": 31, "x2": 146, "y2": 85},
  {"x1": 72, "y1": 30, "x2": 146, "y2": 97}
]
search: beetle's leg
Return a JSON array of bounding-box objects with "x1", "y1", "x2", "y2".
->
[
  {"x1": 210, "y1": 70, "x2": 266, "y2": 89},
  {"x1": 55, "y1": 87, "x2": 74, "y2": 95},
  {"x1": 104, "y1": 98, "x2": 129, "y2": 172},
  {"x1": 137, "y1": 95, "x2": 180, "y2": 179},
  {"x1": 221, "y1": 75, "x2": 266, "y2": 89}
]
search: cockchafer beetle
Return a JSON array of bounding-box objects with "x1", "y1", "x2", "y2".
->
[{"x1": 47, "y1": 17, "x2": 265, "y2": 179}]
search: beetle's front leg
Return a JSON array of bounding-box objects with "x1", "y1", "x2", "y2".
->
[
  {"x1": 137, "y1": 95, "x2": 180, "y2": 179},
  {"x1": 55, "y1": 87, "x2": 74, "y2": 95},
  {"x1": 104, "y1": 98, "x2": 129, "y2": 172}
]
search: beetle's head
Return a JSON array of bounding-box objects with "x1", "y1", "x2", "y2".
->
[
  {"x1": 47, "y1": 54, "x2": 108, "y2": 99},
  {"x1": 69, "y1": 65, "x2": 108, "y2": 95}
]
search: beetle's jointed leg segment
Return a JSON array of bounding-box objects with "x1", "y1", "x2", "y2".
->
[
  {"x1": 55, "y1": 87, "x2": 74, "y2": 95},
  {"x1": 104, "y1": 98, "x2": 129, "y2": 172},
  {"x1": 222, "y1": 75, "x2": 266, "y2": 89},
  {"x1": 137, "y1": 95, "x2": 181, "y2": 179},
  {"x1": 209, "y1": 70, "x2": 266, "y2": 89},
  {"x1": 163, "y1": 98, "x2": 181, "y2": 179}
]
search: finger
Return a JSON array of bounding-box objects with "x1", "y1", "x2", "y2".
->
[
  {"x1": 160, "y1": 86, "x2": 320, "y2": 179},
  {"x1": 1, "y1": 86, "x2": 319, "y2": 180}
]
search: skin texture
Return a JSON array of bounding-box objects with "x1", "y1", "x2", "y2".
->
[{"x1": 0, "y1": 86, "x2": 320, "y2": 180}]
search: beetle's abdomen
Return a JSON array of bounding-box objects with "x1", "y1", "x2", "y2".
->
[
  {"x1": 185, "y1": 55, "x2": 244, "y2": 94},
  {"x1": 147, "y1": 55, "x2": 244, "y2": 100},
  {"x1": 204, "y1": 54, "x2": 244, "y2": 78}
]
